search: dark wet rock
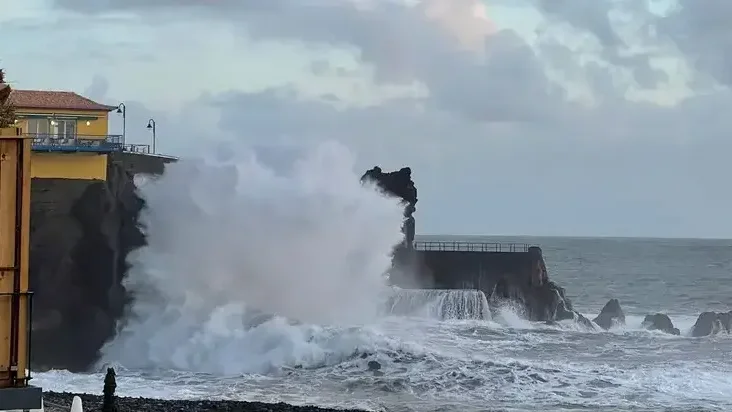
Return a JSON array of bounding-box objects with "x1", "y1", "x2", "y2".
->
[
  {"x1": 719, "y1": 311, "x2": 732, "y2": 332},
  {"x1": 592, "y1": 299, "x2": 625, "y2": 330},
  {"x1": 30, "y1": 154, "x2": 174, "y2": 371},
  {"x1": 367, "y1": 360, "x2": 382, "y2": 371},
  {"x1": 43, "y1": 392, "x2": 365, "y2": 412},
  {"x1": 642, "y1": 313, "x2": 680, "y2": 335},
  {"x1": 361, "y1": 166, "x2": 417, "y2": 246},
  {"x1": 574, "y1": 312, "x2": 596, "y2": 330},
  {"x1": 488, "y1": 247, "x2": 572, "y2": 322},
  {"x1": 691, "y1": 311, "x2": 731, "y2": 337}
]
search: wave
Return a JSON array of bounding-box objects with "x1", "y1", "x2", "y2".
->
[{"x1": 101, "y1": 140, "x2": 407, "y2": 374}]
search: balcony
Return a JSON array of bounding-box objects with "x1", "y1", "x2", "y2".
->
[{"x1": 28, "y1": 134, "x2": 150, "y2": 154}]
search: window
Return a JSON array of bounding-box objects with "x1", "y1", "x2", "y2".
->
[
  {"x1": 27, "y1": 119, "x2": 50, "y2": 135},
  {"x1": 26, "y1": 119, "x2": 76, "y2": 138},
  {"x1": 58, "y1": 120, "x2": 76, "y2": 138}
]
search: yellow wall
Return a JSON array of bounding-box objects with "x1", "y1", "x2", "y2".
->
[
  {"x1": 31, "y1": 153, "x2": 107, "y2": 180},
  {"x1": 0, "y1": 130, "x2": 32, "y2": 387},
  {"x1": 14, "y1": 108, "x2": 111, "y2": 139}
]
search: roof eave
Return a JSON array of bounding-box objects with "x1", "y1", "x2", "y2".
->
[{"x1": 14, "y1": 105, "x2": 117, "y2": 112}]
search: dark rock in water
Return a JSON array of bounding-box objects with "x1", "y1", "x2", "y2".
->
[
  {"x1": 592, "y1": 299, "x2": 625, "y2": 330},
  {"x1": 488, "y1": 247, "x2": 583, "y2": 323},
  {"x1": 43, "y1": 391, "x2": 366, "y2": 412},
  {"x1": 361, "y1": 166, "x2": 417, "y2": 246},
  {"x1": 367, "y1": 360, "x2": 381, "y2": 371},
  {"x1": 492, "y1": 271, "x2": 575, "y2": 323},
  {"x1": 691, "y1": 311, "x2": 731, "y2": 337},
  {"x1": 642, "y1": 313, "x2": 680, "y2": 335},
  {"x1": 719, "y1": 311, "x2": 732, "y2": 332}
]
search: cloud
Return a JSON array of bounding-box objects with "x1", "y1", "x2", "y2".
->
[{"x1": 43, "y1": 0, "x2": 732, "y2": 237}]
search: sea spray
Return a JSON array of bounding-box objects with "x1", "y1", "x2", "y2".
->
[{"x1": 101, "y1": 141, "x2": 406, "y2": 373}]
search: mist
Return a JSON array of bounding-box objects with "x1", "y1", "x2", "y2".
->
[{"x1": 101, "y1": 140, "x2": 406, "y2": 372}]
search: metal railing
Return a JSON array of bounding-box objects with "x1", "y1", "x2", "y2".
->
[
  {"x1": 413, "y1": 241, "x2": 530, "y2": 253},
  {"x1": 27, "y1": 134, "x2": 151, "y2": 154},
  {"x1": 29, "y1": 133, "x2": 123, "y2": 153},
  {"x1": 122, "y1": 143, "x2": 151, "y2": 154}
]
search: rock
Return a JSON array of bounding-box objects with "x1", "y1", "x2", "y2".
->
[
  {"x1": 691, "y1": 311, "x2": 731, "y2": 337},
  {"x1": 641, "y1": 313, "x2": 680, "y2": 335},
  {"x1": 719, "y1": 311, "x2": 732, "y2": 332},
  {"x1": 489, "y1": 247, "x2": 574, "y2": 323},
  {"x1": 592, "y1": 299, "x2": 625, "y2": 330},
  {"x1": 574, "y1": 312, "x2": 596, "y2": 330},
  {"x1": 367, "y1": 360, "x2": 381, "y2": 371},
  {"x1": 30, "y1": 154, "x2": 173, "y2": 371},
  {"x1": 360, "y1": 167, "x2": 417, "y2": 246}
]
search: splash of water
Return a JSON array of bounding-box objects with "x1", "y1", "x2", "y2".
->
[
  {"x1": 385, "y1": 288, "x2": 491, "y2": 320},
  {"x1": 101, "y1": 141, "x2": 406, "y2": 373}
]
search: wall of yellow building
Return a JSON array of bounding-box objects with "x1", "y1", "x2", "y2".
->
[
  {"x1": 31, "y1": 153, "x2": 108, "y2": 180},
  {"x1": 14, "y1": 108, "x2": 111, "y2": 139}
]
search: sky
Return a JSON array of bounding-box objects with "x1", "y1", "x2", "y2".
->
[{"x1": 1, "y1": 0, "x2": 732, "y2": 238}]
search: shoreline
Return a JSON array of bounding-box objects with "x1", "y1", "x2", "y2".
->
[{"x1": 42, "y1": 392, "x2": 370, "y2": 412}]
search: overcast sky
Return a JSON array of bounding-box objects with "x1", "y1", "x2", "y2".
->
[{"x1": 2, "y1": 0, "x2": 732, "y2": 238}]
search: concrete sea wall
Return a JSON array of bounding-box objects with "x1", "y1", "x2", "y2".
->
[
  {"x1": 29, "y1": 153, "x2": 174, "y2": 371},
  {"x1": 391, "y1": 243, "x2": 565, "y2": 321}
]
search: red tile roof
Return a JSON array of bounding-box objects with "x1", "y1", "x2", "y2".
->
[{"x1": 8, "y1": 90, "x2": 116, "y2": 112}]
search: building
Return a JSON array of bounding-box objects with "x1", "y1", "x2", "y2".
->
[{"x1": 8, "y1": 89, "x2": 148, "y2": 180}]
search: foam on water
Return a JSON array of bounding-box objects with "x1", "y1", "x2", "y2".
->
[{"x1": 38, "y1": 309, "x2": 732, "y2": 411}]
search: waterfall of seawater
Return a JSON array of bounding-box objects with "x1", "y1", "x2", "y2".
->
[{"x1": 384, "y1": 288, "x2": 491, "y2": 320}]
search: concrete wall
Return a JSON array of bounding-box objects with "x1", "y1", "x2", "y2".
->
[
  {"x1": 419, "y1": 251, "x2": 537, "y2": 292},
  {"x1": 31, "y1": 153, "x2": 107, "y2": 180},
  {"x1": 393, "y1": 248, "x2": 544, "y2": 297}
]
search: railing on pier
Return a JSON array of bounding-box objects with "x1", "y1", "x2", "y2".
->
[
  {"x1": 122, "y1": 143, "x2": 151, "y2": 154},
  {"x1": 413, "y1": 241, "x2": 530, "y2": 253},
  {"x1": 27, "y1": 133, "x2": 150, "y2": 154}
]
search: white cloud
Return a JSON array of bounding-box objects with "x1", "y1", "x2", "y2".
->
[{"x1": 5, "y1": 0, "x2": 732, "y2": 237}]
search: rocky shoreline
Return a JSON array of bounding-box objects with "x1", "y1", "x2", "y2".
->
[{"x1": 42, "y1": 392, "x2": 368, "y2": 412}]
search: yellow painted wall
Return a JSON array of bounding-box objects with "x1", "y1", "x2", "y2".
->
[
  {"x1": 31, "y1": 153, "x2": 108, "y2": 180},
  {"x1": 14, "y1": 108, "x2": 111, "y2": 138}
]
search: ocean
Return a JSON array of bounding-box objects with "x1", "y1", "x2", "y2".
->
[{"x1": 34, "y1": 235, "x2": 732, "y2": 412}]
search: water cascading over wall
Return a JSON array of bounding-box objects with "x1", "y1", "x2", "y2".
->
[{"x1": 384, "y1": 288, "x2": 490, "y2": 320}]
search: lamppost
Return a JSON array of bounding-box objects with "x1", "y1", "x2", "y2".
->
[
  {"x1": 116, "y1": 103, "x2": 126, "y2": 145},
  {"x1": 146, "y1": 118, "x2": 156, "y2": 154}
]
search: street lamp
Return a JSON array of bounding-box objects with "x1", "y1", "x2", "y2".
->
[
  {"x1": 146, "y1": 118, "x2": 156, "y2": 154},
  {"x1": 116, "y1": 103, "x2": 126, "y2": 144}
]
